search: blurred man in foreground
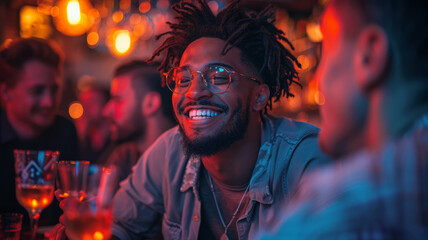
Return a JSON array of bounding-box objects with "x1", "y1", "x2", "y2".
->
[
  {"x1": 0, "y1": 38, "x2": 79, "y2": 229},
  {"x1": 261, "y1": 0, "x2": 428, "y2": 239}
]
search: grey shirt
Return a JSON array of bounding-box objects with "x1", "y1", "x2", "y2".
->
[{"x1": 112, "y1": 115, "x2": 331, "y2": 240}]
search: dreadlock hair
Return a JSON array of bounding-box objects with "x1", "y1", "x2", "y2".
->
[{"x1": 148, "y1": 0, "x2": 301, "y2": 112}]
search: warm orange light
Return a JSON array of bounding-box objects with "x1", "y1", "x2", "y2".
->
[
  {"x1": 133, "y1": 24, "x2": 146, "y2": 36},
  {"x1": 69, "y1": 101, "x2": 84, "y2": 119},
  {"x1": 314, "y1": 91, "x2": 325, "y2": 106},
  {"x1": 139, "y1": 2, "x2": 151, "y2": 13},
  {"x1": 87, "y1": 31, "x2": 99, "y2": 46},
  {"x1": 322, "y1": 8, "x2": 340, "y2": 38},
  {"x1": 53, "y1": 0, "x2": 95, "y2": 36},
  {"x1": 2, "y1": 38, "x2": 13, "y2": 48},
  {"x1": 112, "y1": 11, "x2": 124, "y2": 23},
  {"x1": 297, "y1": 55, "x2": 310, "y2": 71},
  {"x1": 93, "y1": 231, "x2": 104, "y2": 240},
  {"x1": 306, "y1": 22, "x2": 323, "y2": 42},
  {"x1": 130, "y1": 14, "x2": 141, "y2": 25},
  {"x1": 67, "y1": 0, "x2": 81, "y2": 25},
  {"x1": 120, "y1": 0, "x2": 131, "y2": 10},
  {"x1": 42, "y1": 198, "x2": 48, "y2": 205},
  {"x1": 51, "y1": 6, "x2": 60, "y2": 17},
  {"x1": 20, "y1": 5, "x2": 52, "y2": 39},
  {"x1": 114, "y1": 30, "x2": 131, "y2": 54},
  {"x1": 31, "y1": 199, "x2": 38, "y2": 208}
]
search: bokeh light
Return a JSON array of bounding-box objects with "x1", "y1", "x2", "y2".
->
[
  {"x1": 115, "y1": 30, "x2": 131, "y2": 54},
  {"x1": 139, "y1": 1, "x2": 151, "y2": 13},
  {"x1": 67, "y1": 0, "x2": 81, "y2": 25},
  {"x1": 53, "y1": 0, "x2": 95, "y2": 36},
  {"x1": 87, "y1": 31, "x2": 99, "y2": 46},
  {"x1": 112, "y1": 11, "x2": 123, "y2": 23},
  {"x1": 306, "y1": 21, "x2": 323, "y2": 42},
  {"x1": 69, "y1": 101, "x2": 84, "y2": 119}
]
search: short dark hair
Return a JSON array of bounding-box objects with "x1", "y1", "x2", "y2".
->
[
  {"x1": 148, "y1": 0, "x2": 301, "y2": 112},
  {"x1": 0, "y1": 37, "x2": 63, "y2": 87},
  {"x1": 114, "y1": 60, "x2": 175, "y2": 123},
  {"x1": 333, "y1": 0, "x2": 428, "y2": 79}
]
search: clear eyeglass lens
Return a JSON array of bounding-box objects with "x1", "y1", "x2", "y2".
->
[{"x1": 168, "y1": 66, "x2": 231, "y2": 93}]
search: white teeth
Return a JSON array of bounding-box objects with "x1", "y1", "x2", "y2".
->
[{"x1": 187, "y1": 109, "x2": 220, "y2": 119}]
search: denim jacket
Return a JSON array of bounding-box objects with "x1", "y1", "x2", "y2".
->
[{"x1": 112, "y1": 115, "x2": 331, "y2": 240}]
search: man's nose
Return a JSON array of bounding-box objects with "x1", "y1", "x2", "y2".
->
[
  {"x1": 184, "y1": 72, "x2": 213, "y2": 100},
  {"x1": 40, "y1": 91, "x2": 55, "y2": 108}
]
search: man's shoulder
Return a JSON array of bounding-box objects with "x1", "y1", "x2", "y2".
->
[
  {"x1": 150, "y1": 125, "x2": 182, "y2": 146},
  {"x1": 269, "y1": 115, "x2": 320, "y2": 141},
  {"x1": 144, "y1": 125, "x2": 183, "y2": 159}
]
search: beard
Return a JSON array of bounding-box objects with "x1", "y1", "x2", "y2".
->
[
  {"x1": 114, "y1": 110, "x2": 146, "y2": 144},
  {"x1": 179, "y1": 98, "x2": 250, "y2": 157}
]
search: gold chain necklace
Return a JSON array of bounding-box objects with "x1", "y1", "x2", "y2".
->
[{"x1": 206, "y1": 171, "x2": 251, "y2": 240}]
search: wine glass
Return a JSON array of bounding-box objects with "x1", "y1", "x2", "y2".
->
[
  {"x1": 14, "y1": 149, "x2": 59, "y2": 240},
  {"x1": 63, "y1": 164, "x2": 118, "y2": 240},
  {"x1": 56, "y1": 160, "x2": 90, "y2": 201}
]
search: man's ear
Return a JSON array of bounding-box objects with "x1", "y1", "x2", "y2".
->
[
  {"x1": 354, "y1": 25, "x2": 389, "y2": 92},
  {"x1": 253, "y1": 84, "x2": 270, "y2": 111},
  {"x1": 142, "y1": 92, "x2": 162, "y2": 116}
]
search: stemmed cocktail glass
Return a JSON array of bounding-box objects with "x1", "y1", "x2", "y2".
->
[{"x1": 14, "y1": 150, "x2": 59, "y2": 240}]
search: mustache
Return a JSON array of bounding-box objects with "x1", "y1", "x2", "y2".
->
[{"x1": 178, "y1": 99, "x2": 228, "y2": 114}]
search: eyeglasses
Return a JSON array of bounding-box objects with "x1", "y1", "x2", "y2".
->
[{"x1": 164, "y1": 65, "x2": 260, "y2": 94}]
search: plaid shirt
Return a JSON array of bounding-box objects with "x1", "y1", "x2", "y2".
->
[{"x1": 260, "y1": 115, "x2": 428, "y2": 240}]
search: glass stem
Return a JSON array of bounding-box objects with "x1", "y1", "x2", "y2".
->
[{"x1": 29, "y1": 212, "x2": 40, "y2": 240}]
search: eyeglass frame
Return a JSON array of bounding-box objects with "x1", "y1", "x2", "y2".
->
[{"x1": 163, "y1": 65, "x2": 261, "y2": 94}]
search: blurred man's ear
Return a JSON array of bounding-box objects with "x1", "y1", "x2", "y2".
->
[
  {"x1": 142, "y1": 92, "x2": 162, "y2": 116},
  {"x1": 253, "y1": 84, "x2": 270, "y2": 111},
  {"x1": 354, "y1": 25, "x2": 389, "y2": 92}
]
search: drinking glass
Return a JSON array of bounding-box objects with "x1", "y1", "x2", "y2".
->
[
  {"x1": 0, "y1": 213, "x2": 23, "y2": 240},
  {"x1": 56, "y1": 160, "x2": 90, "y2": 201},
  {"x1": 63, "y1": 164, "x2": 118, "y2": 240},
  {"x1": 14, "y1": 149, "x2": 59, "y2": 240}
]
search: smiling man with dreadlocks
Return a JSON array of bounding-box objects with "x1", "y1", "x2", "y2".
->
[
  {"x1": 106, "y1": 0, "x2": 331, "y2": 239},
  {"x1": 102, "y1": 1, "x2": 331, "y2": 239}
]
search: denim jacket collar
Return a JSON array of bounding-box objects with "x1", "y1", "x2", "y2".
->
[{"x1": 180, "y1": 115, "x2": 275, "y2": 205}]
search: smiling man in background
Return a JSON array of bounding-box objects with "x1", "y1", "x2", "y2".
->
[{"x1": 0, "y1": 38, "x2": 79, "y2": 230}]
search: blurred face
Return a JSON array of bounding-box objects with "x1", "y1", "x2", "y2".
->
[
  {"x1": 317, "y1": 2, "x2": 368, "y2": 158},
  {"x1": 103, "y1": 74, "x2": 144, "y2": 143},
  {"x1": 4, "y1": 60, "x2": 61, "y2": 131},
  {"x1": 173, "y1": 37, "x2": 260, "y2": 156},
  {"x1": 79, "y1": 89, "x2": 107, "y2": 126}
]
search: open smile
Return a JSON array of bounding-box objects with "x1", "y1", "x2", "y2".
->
[
  {"x1": 186, "y1": 108, "x2": 220, "y2": 120},
  {"x1": 182, "y1": 106, "x2": 225, "y2": 128}
]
